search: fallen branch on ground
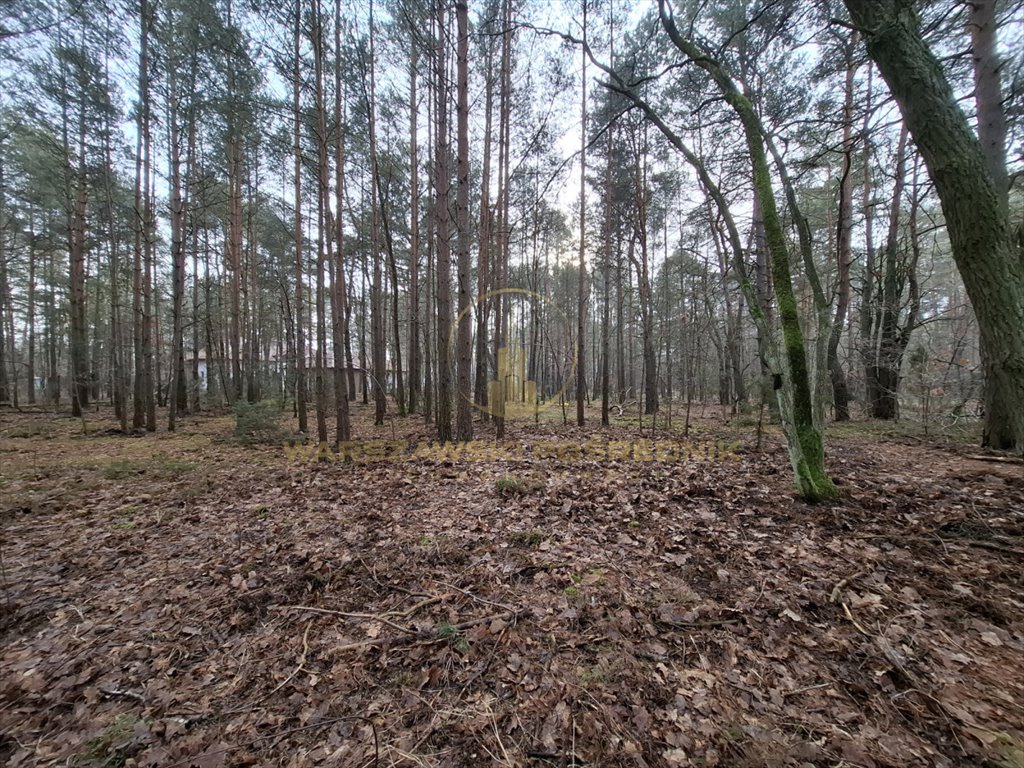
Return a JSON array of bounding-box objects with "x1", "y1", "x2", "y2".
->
[
  {"x1": 260, "y1": 622, "x2": 312, "y2": 700},
  {"x1": 272, "y1": 605, "x2": 414, "y2": 635},
  {"x1": 326, "y1": 610, "x2": 521, "y2": 656},
  {"x1": 964, "y1": 454, "x2": 1024, "y2": 465}
]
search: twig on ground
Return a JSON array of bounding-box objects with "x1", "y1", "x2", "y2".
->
[
  {"x1": 829, "y1": 571, "x2": 865, "y2": 603},
  {"x1": 387, "y1": 594, "x2": 443, "y2": 618},
  {"x1": 783, "y1": 682, "x2": 832, "y2": 698},
  {"x1": 937, "y1": 537, "x2": 1024, "y2": 556},
  {"x1": 98, "y1": 687, "x2": 146, "y2": 704},
  {"x1": 273, "y1": 605, "x2": 414, "y2": 635},
  {"x1": 262, "y1": 621, "x2": 312, "y2": 700},
  {"x1": 841, "y1": 601, "x2": 870, "y2": 635},
  {"x1": 435, "y1": 580, "x2": 517, "y2": 612},
  {"x1": 964, "y1": 454, "x2": 1024, "y2": 465},
  {"x1": 356, "y1": 554, "x2": 432, "y2": 598},
  {"x1": 327, "y1": 610, "x2": 521, "y2": 656},
  {"x1": 750, "y1": 577, "x2": 767, "y2": 610},
  {"x1": 459, "y1": 614, "x2": 515, "y2": 694},
  {"x1": 657, "y1": 617, "x2": 742, "y2": 630}
]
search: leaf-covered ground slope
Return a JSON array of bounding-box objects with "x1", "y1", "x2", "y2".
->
[{"x1": 1, "y1": 408, "x2": 1022, "y2": 767}]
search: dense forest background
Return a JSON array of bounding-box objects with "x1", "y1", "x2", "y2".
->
[{"x1": 0, "y1": 0, "x2": 1022, "y2": 489}]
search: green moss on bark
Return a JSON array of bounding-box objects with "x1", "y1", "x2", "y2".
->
[{"x1": 655, "y1": 5, "x2": 844, "y2": 495}]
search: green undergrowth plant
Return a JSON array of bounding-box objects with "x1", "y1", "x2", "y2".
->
[
  {"x1": 233, "y1": 400, "x2": 284, "y2": 444},
  {"x1": 80, "y1": 713, "x2": 143, "y2": 767},
  {"x1": 437, "y1": 622, "x2": 470, "y2": 654},
  {"x1": 495, "y1": 475, "x2": 527, "y2": 497}
]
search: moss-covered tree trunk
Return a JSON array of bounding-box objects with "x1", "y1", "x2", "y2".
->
[
  {"x1": 656, "y1": 1, "x2": 838, "y2": 500},
  {"x1": 844, "y1": 0, "x2": 1024, "y2": 452},
  {"x1": 746, "y1": 124, "x2": 837, "y2": 501}
]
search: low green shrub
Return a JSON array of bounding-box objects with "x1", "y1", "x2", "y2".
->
[
  {"x1": 495, "y1": 475, "x2": 527, "y2": 497},
  {"x1": 233, "y1": 400, "x2": 284, "y2": 444}
]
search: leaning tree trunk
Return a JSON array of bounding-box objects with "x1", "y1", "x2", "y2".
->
[
  {"x1": 844, "y1": 0, "x2": 1024, "y2": 453},
  {"x1": 654, "y1": 1, "x2": 838, "y2": 499}
]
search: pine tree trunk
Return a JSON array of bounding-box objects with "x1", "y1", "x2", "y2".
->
[
  {"x1": 968, "y1": 0, "x2": 1007, "y2": 209},
  {"x1": 332, "y1": 0, "x2": 350, "y2": 446},
  {"x1": 293, "y1": 0, "x2": 308, "y2": 435},
  {"x1": 27, "y1": 212, "x2": 36, "y2": 405},
  {"x1": 312, "y1": 0, "x2": 331, "y2": 445},
  {"x1": 132, "y1": 0, "x2": 149, "y2": 428},
  {"x1": 858, "y1": 63, "x2": 876, "y2": 412},
  {"x1": 368, "y1": 0, "x2": 388, "y2": 427},
  {"x1": 493, "y1": 0, "x2": 512, "y2": 438},
  {"x1": 69, "y1": 139, "x2": 89, "y2": 416},
  {"x1": 380, "y1": 193, "x2": 406, "y2": 416},
  {"x1": 474, "y1": 28, "x2": 494, "y2": 418},
  {"x1": 600, "y1": 104, "x2": 613, "y2": 427},
  {"x1": 167, "y1": 66, "x2": 186, "y2": 432},
  {"x1": 454, "y1": 0, "x2": 473, "y2": 441},
  {"x1": 575, "y1": 0, "x2": 588, "y2": 427},
  {"x1": 0, "y1": 152, "x2": 9, "y2": 405},
  {"x1": 433, "y1": 0, "x2": 453, "y2": 443},
  {"x1": 141, "y1": 0, "x2": 156, "y2": 431},
  {"x1": 408, "y1": 40, "x2": 421, "y2": 416}
]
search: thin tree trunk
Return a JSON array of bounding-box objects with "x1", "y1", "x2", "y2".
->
[
  {"x1": 575, "y1": 0, "x2": 587, "y2": 427},
  {"x1": 454, "y1": 0, "x2": 473, "y2": 441},
  {"x1": 433, "y1": 0, "x2": 453, "y2": 443},
  {"x1": 293, "y1": 0, "x2": 308, "y2": 434},
  {"x1": 368, "y1": 0, "x2": 388, "y2": 426},
  {"x1": 408, "y1": 39, "x2": 421, "y2": 415},
  {"x1": 132, "y1": 0, "x2": 148, "y2": 428},
  {"x1": 828, "y1": 33, "x2": 856, "y2": 422},
  {"x1": 493, "y1": 0, "x2": 511, "y2": 438},
  {"x1": 859, "y1": 63, "x2": 876, "y2": 409},
  {"x1": 140, "y1": 0, "x2": 156, "y2": 431},
  {"x1": 312, "y1": 0, "x2": 331, "y2": 445},
  {"x1": 969, "y1": 0, "x2": 1008, "y2": 210},
  {"x1": 332, "y1": 0, "x2": 350, "y2": 446},
  {"x1": 0, "y1": 154, "x2": 9, "y2": 405},
  {"x1": 27, "y1": 209, "x2": 37, "y2": 405},
  {"x1": 600, "y1": 123, "x2": 612, "y2": 426},
  {"x1": 167, "y1": 60, "x2": 187, "y2": 431},
  {"x1": 474, "y1": 24, "x2": 494, "y2": 417},
  {"x1": 379, "y1": 182, "x2": 406, "y2": 416},
  {"x1": 68, "y1": 119, "x2": 89, "y2": 417}
]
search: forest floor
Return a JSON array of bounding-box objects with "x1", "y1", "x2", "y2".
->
[{"x1": 1, "y1": 404, "x2": 1023, "y2": 768}]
